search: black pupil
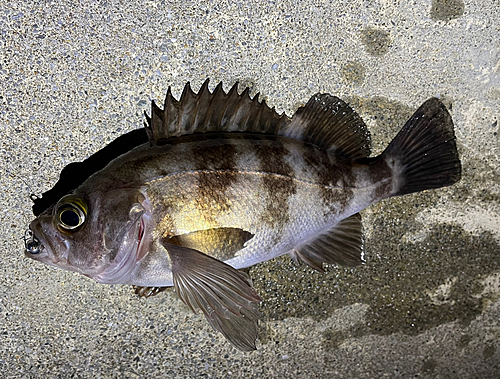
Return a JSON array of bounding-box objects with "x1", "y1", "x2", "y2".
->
[{"x1": 60, "y1": 209, "x2": 80, "y2": 227}]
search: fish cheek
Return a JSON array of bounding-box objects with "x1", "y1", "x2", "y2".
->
[
  {"x1": 95, "y1": 190, "x2": 148, "y2": 264},
  {"x1": 64, "y1": 228, "x2": 104, "y2": 271}
]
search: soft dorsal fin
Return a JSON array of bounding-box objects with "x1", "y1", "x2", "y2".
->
[
  {"x1": 279, "y1": 94, "x2": 371, "y2": 159},
  {"x1": 145, "y1": 80, "x2": 371, "y2": 159}
]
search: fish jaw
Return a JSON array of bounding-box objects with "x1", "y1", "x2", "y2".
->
[
  {"x1": 26, "y1": 213, "x2": 111, "y2": 278},
  {"x1": 27, "y1": 215, "x2": 72, "y2": 270}
]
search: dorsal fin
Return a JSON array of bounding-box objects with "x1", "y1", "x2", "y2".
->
[
  {"x1": 34, "y1": 82, "x2": 371, "y2": 217},
  {"x1": 145, "y1": 79, "x2": 290, "y2": 142},
  {"x1": 145, "y1": 80, "x2": 371, "y2": 160},
  {"x1": 279, "y1": 94, "x2": 371, "y2": 159}
]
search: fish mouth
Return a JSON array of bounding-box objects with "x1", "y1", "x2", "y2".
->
[
  {"x1": 26, "y1": 219, "x2": 70, "y2": 264},
  {"x1": 24, "y1": 226, "x2": 43, "y2": 256}
]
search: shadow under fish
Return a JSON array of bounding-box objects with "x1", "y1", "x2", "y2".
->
[{"x1": 25, "y1": 80, "x2": 461, "y2": 351}]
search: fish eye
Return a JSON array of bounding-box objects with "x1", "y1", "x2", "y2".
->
[{"x1": 56, "y1": 196, "x2": 87, "y2": 231}]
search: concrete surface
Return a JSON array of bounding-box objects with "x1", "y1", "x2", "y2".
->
[{"x1": 1, "y1": 0, "x2": 499, "y2": 377}]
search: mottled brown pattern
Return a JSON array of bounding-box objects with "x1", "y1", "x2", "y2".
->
[
  {"x1": 260, "y1": 175, "x2": 296, "y2": 228},
  {"x1": 252, "y1": 139, "x2": 297, "y2": 229},
  {"x1": 301, "y1": 143, "x2": 356, "y2": 214},
  {"x1": 193, "y1": 140, "x2": 238, "y2": 223},
  {"x1": 195, "y1": 171, "x2": 239, "y2": 223},
  {"x1": 369, "y1": 159, "x2": 393, "y2": 200},
  {"x1": 192, "y1": 140, "x2": 238, "y2": 171},
  {"x1": 147, "y1": 184, "x2": 177, "y2": 239}
]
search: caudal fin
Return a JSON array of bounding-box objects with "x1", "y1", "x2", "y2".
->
[{"x1": 381, "y1": 98, "x2": 461, "y2": 196}]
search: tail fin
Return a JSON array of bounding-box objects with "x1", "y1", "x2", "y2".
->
[{"x1": 380, "y1": 97, "x2": 461, "y2": 196}]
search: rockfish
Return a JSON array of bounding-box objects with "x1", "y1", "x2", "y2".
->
[{"x1": 25, "y1": 80, "x2": 461, "y2": 350}]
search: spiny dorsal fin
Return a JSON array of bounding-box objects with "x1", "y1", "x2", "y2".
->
[
  {"x1": 290, "y1": 213, "x2": 364, "y2": 272},
  {"x1": 145, "y1": 79, "x2": 290, "y2": 142},
  {"x1": 145, "y1": 80, "x2": 371, "y2": 160}
]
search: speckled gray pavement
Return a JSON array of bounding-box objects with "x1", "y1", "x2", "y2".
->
[{"x1": 1, "y1": 1, "x2": 499, "y2": 378}]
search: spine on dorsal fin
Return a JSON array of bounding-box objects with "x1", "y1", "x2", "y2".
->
[{"x1": 145, "y1": 79, "x2": 291, "y2": 143}]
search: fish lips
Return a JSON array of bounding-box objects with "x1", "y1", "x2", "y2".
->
[{"x1": 25, "y1": 217, "x2": 70, "y2": 268}]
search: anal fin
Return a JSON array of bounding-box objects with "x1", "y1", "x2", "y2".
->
[
  {"x1": 163, "y1": 240, "x2": 261, "y2": 351},
  {"x1": 290, "y1": 213, "x2": 364, "y2": 272}
]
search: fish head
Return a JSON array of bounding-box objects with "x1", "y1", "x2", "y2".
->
[{"x1": 25, "y1": 188, "x2": 150, "y2": 284}]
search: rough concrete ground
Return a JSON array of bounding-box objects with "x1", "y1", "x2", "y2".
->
[{"x1": 1, "y1": 0, "x2": 499, "y2": 377}]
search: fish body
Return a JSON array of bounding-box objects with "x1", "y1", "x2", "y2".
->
[
  {"x1": 26, "y1": 81, "x2": 461, "y2": 350},
  {"x1": 82, "y1": 135, "x2": 382, "y2": 284}
]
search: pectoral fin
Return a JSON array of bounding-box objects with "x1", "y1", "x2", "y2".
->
[
  {"x1": 290, "y1": 213, "x2": 364, "y2": 272},
  {"x1": 162, "y1": 240, "x2": 261, "y2": 351}
]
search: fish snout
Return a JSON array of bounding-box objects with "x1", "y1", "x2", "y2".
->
[{"x1": 24, "y1": 225, "x2": 43, "y2": 256}]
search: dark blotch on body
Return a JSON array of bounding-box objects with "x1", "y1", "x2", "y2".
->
[
  {"x1": 193, "y1": 140, "x2": 238, "y2": 220},
  {"x1": 302, "y1": 143, "x2": 356, "y2": 213},
  {"x1": 253, "y1": 139, "x2": 296, "y2": 229},
  {"x1": 196, "y1": 171, "x2": 239, "y2": 217},
  {"x1": 367, "y1": 158, "x2": 393, "y2": 200},
  {"x1": 192, "y1": 140, "x2": 238, "y2": 172}
]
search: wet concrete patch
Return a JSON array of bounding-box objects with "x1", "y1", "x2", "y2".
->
[
  {"x1": 360, "y1": 27, "x2": 391, "y2": 57},
  {"x1": 321, "y1": 322, "x2": 368, "y2": 350},
  {"x1": 430, "y1": 0, "x2": 465, "y2": 22},
  {"x1": 484, "y1": 344, "x2": 496, "y2": 359},
  {"x1": 252, "y1": 200, "x2": 499, "y2": 334},
  {"x1": 421, "y1": 358, "x2": 438, "y2": 374}
]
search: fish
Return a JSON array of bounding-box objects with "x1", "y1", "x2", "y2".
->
[{"x1": 25, "y1": 80, "x2": 462, "y2": 351}]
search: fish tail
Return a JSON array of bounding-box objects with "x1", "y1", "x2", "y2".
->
[{"x1": 379, "y1": 98, "x2": 461, "y2": 196}]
